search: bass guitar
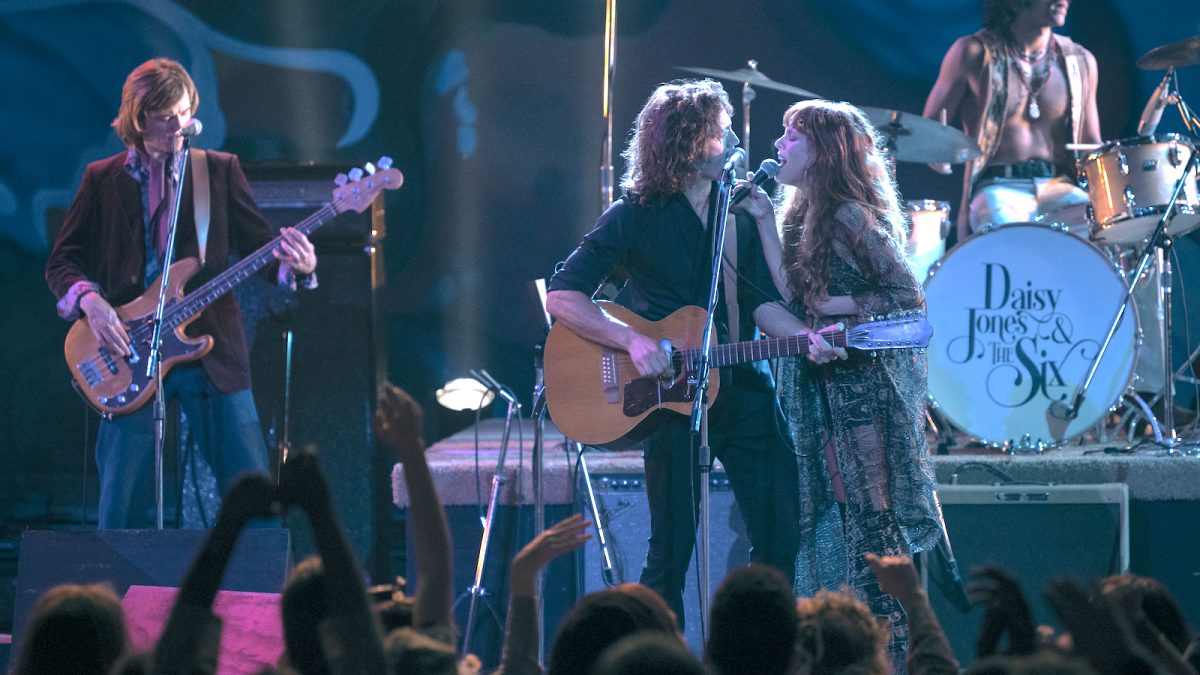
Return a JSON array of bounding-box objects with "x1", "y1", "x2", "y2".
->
[
  {"x1": 543, "y1": 301, "x2": 931, "y2": 446},
  {"x1": 64, "y1": 158, "x2": 403, "y2": 416}
]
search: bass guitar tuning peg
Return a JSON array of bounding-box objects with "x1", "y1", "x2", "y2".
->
[
  {"x1": 334, "y1": 173, "x2": 349, "y2": 186},
  {"x1": 348, "y1": 167, "x2": 364, "y2": 182},
  {"x1": 378, "y1": 156, "x2": 393, "y2": 170},
  {"x1": 364, "y1": 162, "x2": 377, "y2": 176}
]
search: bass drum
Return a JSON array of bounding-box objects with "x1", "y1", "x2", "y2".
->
[{"x1": 924, "y1": 223, "x2": 1138, "y2": 446}]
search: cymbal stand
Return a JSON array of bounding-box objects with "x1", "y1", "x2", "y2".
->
[
  {"x1": 1164, "y1": 69, "x2": 1200, "y2": 135},
  {"x1": 600, "y1": 0, "x2": 617, "y2": 209},
  {"x1": 741, "y1": 60, "x2": 758, "y2": 167},
  {"x1": 1052, "y1": 148, "x2": 1198, "y2": 449}
]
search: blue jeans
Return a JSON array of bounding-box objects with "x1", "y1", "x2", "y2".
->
[{"x1": 94, "y1": 364, "x2": 269, "y2": 529}]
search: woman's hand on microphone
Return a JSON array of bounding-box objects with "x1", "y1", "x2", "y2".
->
[{"x1": 732, "y1": 172, "x2": 773, "y2": 221}]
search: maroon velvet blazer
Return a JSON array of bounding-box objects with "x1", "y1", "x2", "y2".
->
[{"x1": 46, "y1": 149, "x2": 279, "y2": 394}]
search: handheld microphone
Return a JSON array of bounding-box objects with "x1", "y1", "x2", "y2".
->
[
  {"x1": 1137, "y1": 70, "x2": 1172, "y2": 137},
  {"x1": 722, "y1": 147, "x2": 747, "y2": 174},
  {"x1": 176, "y1": 119, "x2": 204, "y2": 138},
  {"x1": 730, "y1": 159, "x2": 781, "y2": 205}
]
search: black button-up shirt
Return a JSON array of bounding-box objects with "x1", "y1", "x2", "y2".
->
[{"x1": 549, "y1": 189, "x2": 784, "y2": 390}]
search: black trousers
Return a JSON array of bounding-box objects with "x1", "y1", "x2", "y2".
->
[{"x1": 638, "y1": 380, "x2": 801, "y2": 627}]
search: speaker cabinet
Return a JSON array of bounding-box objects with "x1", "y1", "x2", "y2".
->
[
  {"x1": 579, "y1": 472, "x2": 748, "y2": 653},
  {"x1": 241, "y1": 163, "x2": 390, "y2": 578},
  {"x1": 11, "y1": 529, "x2": 291, "y2": 660},
  {"x1": 928, "y1": 483, "x2": 1129, "y2": 664}
]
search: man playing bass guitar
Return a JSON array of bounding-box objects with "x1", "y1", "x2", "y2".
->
[{"x1": 45, "y1": 58, "x2": 317, "y2": 529}]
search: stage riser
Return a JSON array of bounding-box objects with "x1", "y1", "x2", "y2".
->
[{"x1": 11, "y1": 529, "x2": 290, "y2": 663}]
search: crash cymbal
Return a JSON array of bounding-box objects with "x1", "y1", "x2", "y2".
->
[
  {"x1": 1137, "y1": 34, "x2": 1200, "y2": 70},
  {"x1": 676, "y1": 65, "x2": 821, "y2": 99},
  {"x1": 859, "y1": 106, "x2": 981, "y2": 164}
]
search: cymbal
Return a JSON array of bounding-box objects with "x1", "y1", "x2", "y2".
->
[
  {"x1": 859, "y1": 106, "x2": 981, "y2": 164},
  {"x1": 675, "y1": 66, "x2": 821, "y2": 99},
  {"x1": 1137, "y1": 34, "x2": 1200, "y2": 70}
]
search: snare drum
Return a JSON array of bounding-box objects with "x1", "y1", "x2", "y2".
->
[
  {"x1": 1081, "y1": 134, "x2": 1200, "y2": 244},
  {"x1": 924, "y1": 223, "x2": 1138, "y2": 446},
  {"x1": 904, "y1": 199, "x2": 949, "y2": 282}
]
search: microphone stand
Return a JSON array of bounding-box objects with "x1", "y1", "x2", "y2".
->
[
  {"x1": 1051, "y1": 147, "x2": 1198, "y2": 448},
  {"x1": 529, "y1": 344, "x2": 547, "y2": 664},
  {"x1": 147, "y1": 138, "x2": 191, "y2": 530},
  {"x1": 458, "y1": 369, "x2": 520, "y2": 658},
  {"x1": 688, "y1": 160, "x2": 737, "y2": 641}
]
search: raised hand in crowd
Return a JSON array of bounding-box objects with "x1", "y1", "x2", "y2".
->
[
  {"x1": 865, "y1": 552, "x2": 958, "y2": 675},
  {"x1": 498, "y1": 513, "x2": 592, "y2": 675},
  {"x1": 374, "y1": 382, "x2": 454, "y2": 632},
  {"x1": 511, "y1": 514, "x2": 592, "y2": 600},
  {"x1": 278, "y1": 449, "x2": 387, "y2": 674},
  {"x1": 1043, "y1": 576, "x2": 1175, "y2": 675},
  {"x1": 967, "y1": 564, "x2": 1036, "y2": 659},
  {"x1": 375, "y1": 381, "x2": 427, "y2": 462},
  {"x1": 151, "y1": 472, "x2": 277, "y2": 675}
]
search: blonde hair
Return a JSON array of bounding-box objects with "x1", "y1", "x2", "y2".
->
[
  {"x1": 776, "y1": 100, "x2": 907, "y2": 313},
  {"x1": 620, "y1": 79, "x2": 732, "y2": 204},
  {"x1": 795, "y1": 590, "x2": 889, "y2": 675},
  {"x1": 112, "y1": 58, "x2": 199, "y2": 152}
]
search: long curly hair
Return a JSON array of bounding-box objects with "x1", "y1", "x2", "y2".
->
[
  {"x1": 620, "y1": 79, "x2": 732, "y2": 204},
  {"x1": 777, "y1": 100, "x2": 907, "y2": 313}
]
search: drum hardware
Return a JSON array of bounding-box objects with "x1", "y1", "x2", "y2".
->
[
  {"x1": 676, "y1": 64, "x2": 821, "y2": 99},
  {"x1": 676, "y1": 62, "x2": 819, "y2": 171},
  {"x1": 1113, "y1": 390, "x2": 1166, "y2": 445},
  {"x1": 861, "y1": 106, "x2": 981, "y2": 165},
  {"x1": 1081, "y1": 134, "x2": 1200, "y2": 244},
  {"x1": 1054, "y1": 148, "x2": 1199, "y2": 451},
  {"x1": 1137, "y1": 34, "x2": 1200, "y2": 71},
  {"x1": 904, "y1": 199, "x2": 951, "y2": 282}
]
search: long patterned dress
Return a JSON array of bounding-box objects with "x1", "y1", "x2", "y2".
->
[{"x1": 778, "y1": 205, "x2": 946, "y2": 670}]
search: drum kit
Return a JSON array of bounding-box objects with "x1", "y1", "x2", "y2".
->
[{"x1": 683, "y1": 34, "x2": 1200, "y2": 452}]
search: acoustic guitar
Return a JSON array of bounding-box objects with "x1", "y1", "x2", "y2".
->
[
  {"x1": 543, "y1": 301, "x2": 931, "y2": 446},
  {"x1": 64, "y1": 159, "x2": 403, "y2": 416}
]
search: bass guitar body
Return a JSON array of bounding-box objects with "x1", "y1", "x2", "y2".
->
[{"x1": 64, "y1": 258, "x2": 210, "y2": 416}]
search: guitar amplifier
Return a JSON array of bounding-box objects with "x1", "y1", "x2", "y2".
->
[
  {"x1": 928, "y1": 482, "x2": 1129, "y2": 665},
  {"x1": 244, "y1": 162, "x2": 385, "y2": 245},
  {"x1": 578, "y1": 469, "x2": 747, "y2": 654}
]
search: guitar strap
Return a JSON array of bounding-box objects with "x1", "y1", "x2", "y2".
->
[{"x1": 190, "y1": 149, "x2": 211, "y2": 266}]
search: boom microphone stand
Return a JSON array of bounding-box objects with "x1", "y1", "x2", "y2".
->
[{"x1": 457, "y1": 369, "x2": 520, "y2": 658}]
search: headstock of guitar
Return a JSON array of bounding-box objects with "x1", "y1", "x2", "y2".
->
[
  {"x1": 845, "y1": 311, "x2": 933, "y2": 350},
  {"x1": 332, "y1": 156, "x2": 404, "y2": 213}
]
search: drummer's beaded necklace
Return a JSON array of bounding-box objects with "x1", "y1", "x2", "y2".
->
[{"x1": 1008, "y1": 36, "x2": 1057, "y2": 120}]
